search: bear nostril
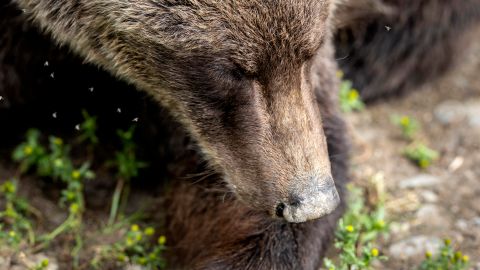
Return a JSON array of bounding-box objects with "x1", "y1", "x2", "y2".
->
[{"x1": 275, "y1": 202, "x2": 286, "y2": 218}]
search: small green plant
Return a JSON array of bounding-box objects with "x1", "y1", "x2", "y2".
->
[
  {"x1": 108, "y1": 126, "x2": 147, "y2": 225},
  {"x1": 0, "y1": 180, "x2": 35, "y2": 246},
  {"x1": 338, "y1": 71, "x2": 365, "y2": 113},
  {"x1": 78, "y1": 110, "x2": 99, "y2": 146},
  {"x1": 12, "y1": 129, "x2": 46, "y2": 173},
  {"x1": 323, "y1": 185, "x2": 388, "y2": 270},
  {"x1": 392, "y1": 115, "x2": 419, "y2": 140},
  {"x1": 31, "y1": 258, "x2": 50, "y2": 270},
  {"x1": 391, "y1": 115, "x2": 439, "y2": 169},
  {"x1": 404, "y1": 143, "x2": 439, "y2": 169},
  {"x1": 12, "y1": 130, "x2": 94, "y2": 265},
  {"x1": 91, "y1": 224, "x2": 166, "y2": 269},
  {"x1": 418, "y1": 239, "x2": 470, "y2": 270}
]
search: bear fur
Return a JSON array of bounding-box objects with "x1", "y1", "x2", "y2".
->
[
  {"x1": 1, "y1": 1, "x2": 348, "y2": 269},
  {"x1": 1, "y1": 0, "x2": 479, "y2": 269},
  {"x1": 335, "y1": 0, "x2": 480, "y2": 101}
]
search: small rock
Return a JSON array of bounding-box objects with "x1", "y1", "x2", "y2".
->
[
  {"x1": 434, "y1": 100, "x2": 466, "y2": 125},
  {"x1": 389, "y1": 235, "x2": 442, "y2": 259},
  {"x1": 448, "y1": 156, "x2": 464, "y2": 172},
  {"x1": 399, "y1": 174, "x2": 441, "y2": 189},
  {"x1": 473, "y1": 217, "x2": 480, "y2": 226},
  {"x1": 466, "y1": 102, "x2": 480, "y2": 127},
  {"x1": 415, "y1": 204, "x2": 448, "y2": 227},
  {"x1": 455, "y1": 219, "x2": 469, "y2": 231},
  {"x1": 420, "y1": 190, "x2": 438, "y2": 203},
  {"x1": 435, "y1": 99, "x2": 480, "y2": 128},
  {"x1": 390, "y1": 222, "x2": 411, "y2": 235}
]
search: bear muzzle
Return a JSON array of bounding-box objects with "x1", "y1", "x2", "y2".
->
[{"x1": 275, "y1": 175, "x2": 340, "y2": 223}]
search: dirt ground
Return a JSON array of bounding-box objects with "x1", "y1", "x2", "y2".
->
[
  {"x1": 347, "y1": 42, "x2": 480, "y2": 269},
  {"x1": 1, "y1": 45, "x2": 479, "y2": 270}
]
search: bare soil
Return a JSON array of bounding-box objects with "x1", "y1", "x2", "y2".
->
[{"x1": 347, "y1": 43, "x2": 480, "y2": 268}]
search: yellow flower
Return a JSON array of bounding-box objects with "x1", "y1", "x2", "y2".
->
[
  {"x1": 131, "y1": 224, "x2": 140, "y2": 232},
  {"x1": 400, "y1": 116, "x2": 410, "y2": 127},
  {"x1": 8, "y1": 231, "x2": 16, "y2": 238},
  {"x1": 345, "y1": 225, "x2": 354, "y2": 233},
  {"x1": 126, "y1": 237, "x2": 135, "y2": 247},
  {"x1": 40, "y1": 259, "x2": 49, "y2": 267},
  {"x1": 53, "y1": 137, "x2": 63, "y2": 146},
  {"x1": 69, "y1": 203, "x2": 80, "y2": 214},
  {"x1": 24, "y1": 146, "x2": 33, "y2": 155},
  {"x1": 158, "y1": 235, "x2": 167, "y2": 245},
  {"x1": 444, "y1": 238, "x2": 451, "y2": 245},
  {"x1": 375, "y1": 220, "x2": 385, "y2": 229},
  {"x1": 348, "y1": 90, "x2": 359, "y2": 101},
  {"x1": 71, "y1": 170, "x2": 81, "y2": 180},
  {"x1": 144, "y1": 227, "x2": 155, "y2": 236},
  {"x1": 419, "y1": 159, "x2": 430, "y2": 168},
  {"x1": 371, "y1": 248, "x2": 379, "y2": 257},
  {"x1": 462, "y1": 255, "x2": 469, "y2": 262},
  {"x1": 425, "y1": 251, "x2": 432, "y2": 259}
]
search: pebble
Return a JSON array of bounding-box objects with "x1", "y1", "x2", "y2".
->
[
  {"x1": 420, "y1": 190, "x2": 438, "y2": 203},
  {"x1": 434, "y1": 100, "x2": 466, "y2": 125},
  {"x1": 399, "y1": 174, "x2": 441, "y2": 189},
  {"x1": 434, "y1": 99, "x2": 480, "y2": 128},
  {"x1": 473, "y1": 217, "x2": 480, "y2": 226},
  {"x1": 389, "y1": 235, "x2": 442, "y2": 259},
  {"x1": 455, "y1": 219, "x2": 469, "y2": 231},
  {"x1": 415, "y1": 204, "x2": 448, "y2": 227}
]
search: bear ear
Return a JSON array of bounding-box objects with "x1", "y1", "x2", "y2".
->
[{"x1": 332, "y1": 0, "x2": 397, "y2": 29}]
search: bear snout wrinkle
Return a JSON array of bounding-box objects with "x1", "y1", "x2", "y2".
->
[{"x1": 277, "y1": 175, "x2": 340, "y2": 223}]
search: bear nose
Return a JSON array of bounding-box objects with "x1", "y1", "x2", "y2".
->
[{"x1": 275, "y1": 176, "x2": 340, "y2": 223}]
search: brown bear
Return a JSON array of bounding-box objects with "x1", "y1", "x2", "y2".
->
[
  {"x1": 1, "y1": 1, "x2": 348, "y2": 269},
  {"x1": 0, "y1": 0, "x2": 478, "y2": 269}
]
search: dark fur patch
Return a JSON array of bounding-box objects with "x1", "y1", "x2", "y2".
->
[{"x1": 335, "y1": 0, "x2": 480, "y2": 101}]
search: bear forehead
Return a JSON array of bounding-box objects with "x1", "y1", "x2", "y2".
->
[{"x1": 119, "y1": 0, "x2": 331, "y2": 73}]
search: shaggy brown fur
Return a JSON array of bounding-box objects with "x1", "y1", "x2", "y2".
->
[
  {"x1": 11, "y1": 0, "x2": 341, "y2": 222},
  {"x1": 335, "y1": 0, "x2": 480, "y2": 101},
  {"x1": 1, "y1": 1, "x2": 348, "y2": 269}
]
